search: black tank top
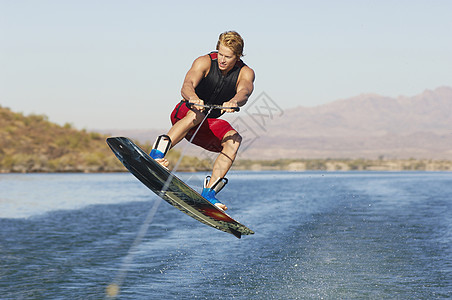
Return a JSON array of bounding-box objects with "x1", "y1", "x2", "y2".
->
[{"x1": 195, "y1": 51, "x2": 245, "y2": 118}]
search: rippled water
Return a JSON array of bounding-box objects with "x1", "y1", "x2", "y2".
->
[{"x1": 1, "y1": 172, "x2": 451, "y2": 299}]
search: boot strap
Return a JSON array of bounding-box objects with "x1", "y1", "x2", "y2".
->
[
  {"x1": 204, "y1": 176, "x2": 228, "y2": 194},
  {"x1": 151, "y1": 134, "x2": 172, "y2": 157}
]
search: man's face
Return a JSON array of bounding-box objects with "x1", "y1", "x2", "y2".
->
[{"x1": 217, "y1": 43, "x2": 238, "y2": 74}]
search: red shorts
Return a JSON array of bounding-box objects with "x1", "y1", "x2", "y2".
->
[{"x1": 170, "y1": 102, "x2": 236, "y2": 152}]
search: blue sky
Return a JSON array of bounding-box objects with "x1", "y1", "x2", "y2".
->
[{"x1": 1, "y1": 0, "x2": 451, "y2": 130}]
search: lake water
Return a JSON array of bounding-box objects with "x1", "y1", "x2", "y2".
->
[{"x1": 0, "y1": 171, "x2": 451, "y2": 299}]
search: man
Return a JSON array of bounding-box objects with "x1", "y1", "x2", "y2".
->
[{"x1": 150, "y1": 31, "x2": 255, "y2": 211}]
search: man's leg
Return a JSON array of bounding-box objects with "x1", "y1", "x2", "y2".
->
[
  {"x1": 205, "y1": 130, "x2": 242, "y2": 210},
  {"x1": 153, "y1": 109, "x2": 205, "y2": 167},
  {"x1": 167, "y1": 109, "x2": 205, "y2": 145}
]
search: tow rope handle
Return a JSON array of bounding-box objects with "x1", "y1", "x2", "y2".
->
[{"x1": 184, "y1": 100, "x2": 240, "y2": 112}]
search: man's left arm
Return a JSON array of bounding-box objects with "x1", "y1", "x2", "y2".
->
[{"x1": 223, "y1": 66, "x2": 255, "y2": 112}]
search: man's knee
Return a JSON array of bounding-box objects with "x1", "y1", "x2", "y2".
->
[
  {"x1": 223, "y1": 131, "x2": 242, "y2": 151},
  {"x1": 233, "y1": 132, "x2": 242, "y2": 145},
  {"x1": 183, "y1": 110, "x2": 203, "y2": 126}
]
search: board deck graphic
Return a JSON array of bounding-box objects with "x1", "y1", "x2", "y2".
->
[{"x1": 106, "y1": 137, "x2": 254, "y2": 238}]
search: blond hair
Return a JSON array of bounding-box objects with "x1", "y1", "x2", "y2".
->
[{"x1": 216, "y1": 31, "x2": 244, "y2": 58}]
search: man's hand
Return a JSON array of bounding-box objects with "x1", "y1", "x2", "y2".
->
[
  {"x1": 189, "y1": 98, "x2": 205, "y2": 112},
  {"x1": 221, "y1": 100, "x2": 239, "y2": 113}
]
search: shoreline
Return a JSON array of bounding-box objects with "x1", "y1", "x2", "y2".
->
[{"x1": 2, "y1": 158, "x2": 451, "y2": 173}]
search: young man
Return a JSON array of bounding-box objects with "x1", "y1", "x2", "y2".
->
[{"x1": 150, "y1": 31, "x2": 255, "y2": 211}]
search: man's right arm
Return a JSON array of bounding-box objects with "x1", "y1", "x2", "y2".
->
[{"x1": 181, "y1": 55, "x2": 210, "y2": 108}]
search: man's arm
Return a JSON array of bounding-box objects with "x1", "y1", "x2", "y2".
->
[
  {"x1": 181, "y1": 55, "x2": 211, "y2": 108},
  {"x1": 223, "y1": 66, "x2": 255, "y2": 112}
]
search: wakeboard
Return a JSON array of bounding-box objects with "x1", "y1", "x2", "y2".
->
[{"x1": 106, "y1": 137, "x2": 254, "y2": 238}]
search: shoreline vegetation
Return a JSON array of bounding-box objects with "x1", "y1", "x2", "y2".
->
[
  {"x1": 1, "y1": 106, "x2": 451, "y2": 173},
  {"x1": 232, "y1": 158, "x2": 452, "y2": 172}
]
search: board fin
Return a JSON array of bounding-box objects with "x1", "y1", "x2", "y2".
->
[{"x1": 229, "y1": 228, "x2": 242, "y2": 239}]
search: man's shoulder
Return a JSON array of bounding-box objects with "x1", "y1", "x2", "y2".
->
[
  {"x1": 239, "y1": 64, "x2": 255, "y2": 79},
  {"x1": 192, "y1": 54, "x2": 212, "y2": 69}
]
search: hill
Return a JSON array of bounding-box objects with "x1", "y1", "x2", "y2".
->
[
  {"x1": 236, "y1": 86, "x2": 452, "y2": 160},
  {"x1": 0, "y1": 106, "x2": 210, "y2": 173},
  {"x1": 0, "y1": 106, "x2": 123, "y2": 172}
]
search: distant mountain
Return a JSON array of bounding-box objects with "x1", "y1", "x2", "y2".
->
[
  {"x1": 238, "y1": 86, "x2": 452, "y2": 160},
  {"x1": 101, "y1": 86, "x2": 452, "y2": 160}
]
